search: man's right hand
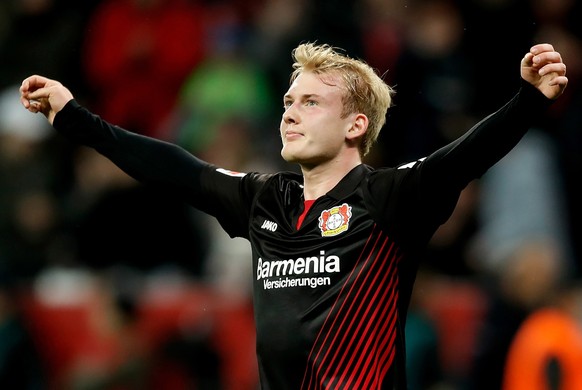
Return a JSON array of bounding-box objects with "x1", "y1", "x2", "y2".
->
[{"x1": 20, "y1": 75, "x2": 74, "y2": 124}]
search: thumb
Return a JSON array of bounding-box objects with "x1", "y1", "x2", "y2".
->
[{"x1": 521, "y1": 52, "x2": 534, "y2": 68}]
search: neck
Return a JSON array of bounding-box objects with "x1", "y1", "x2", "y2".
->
[{"x1": 301, "y1": 157, "x2": 361, "y2": 200}]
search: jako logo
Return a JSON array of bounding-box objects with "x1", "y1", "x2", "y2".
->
[{"x1": 261, "y1": 219, "x2": 278, "y2": 232}]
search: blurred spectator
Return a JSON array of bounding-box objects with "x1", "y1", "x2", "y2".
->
[
  {"x1": 160, "y1": 38, "x2": 273, "y2": 382},
  {"x1": 81, "y1": 0, "x2": 207, "y2": 139},
  {"x1": 360, "y1": 0, "x2": 407, "y2": 86},
  {"x1": 248, "y1": 0, "x2": 365, "y2": 102},
  {"x1": 167, "y1": 14, "x2": 279, "y2": 168},
  {"x1": 0, "y1": 266, "x2": 46, "y2": 389},
  {"x1": 29, "y1": 267, "x2": 151, "y2": 390},
  {"x1": 531, "y1": 23, "x2": 582, "y2": 273},
  {"x1": 529, "y1": 0, "x2": 582, "y2": 39},
  {"x1": 167, "y1": 14, "x2": 285, "y2": 296},
  {"x1": 303, "y1": 0, "x2": 365, "y2": 59},
  {"x1": 172, "y1": 53, "x2": 279, "y2": 293},
  {"x1": 458, "y1": 0, "x2": 536, "y2": 115},
  {"x1": 464, "y1": 7, "x2": 582, "y2": 389},
  {"x1": 61, "y1": 147, "x2": 210, "y2": 277},
  {"x1": 195, "y1": 118, "x2": 278, "y2": 300},
  {"x1": 472, "y1": 129, "x2": 572, "y2": 275},
  {"x1": 248, "y1": 0, "x2": 310, "y2": 101},
  {"x1": 380, "y1": 0, "x2": 477, "y2": 167},
  {"x1": 405, "y1": 269, "x2": 449, "y2": 390},
  {"x1": 425, "y1": 181, "x2": 481, "y2": 277},
  {"x1": 502, "y1": 280, "x2": 582, "y2": 390},
  {"x1": 0, "y1": 0, "x2": 86, "y2": 92},
  {"x1": 0, "y1": 85, "x2": 70, "y2": 280},
  {"x1": 465, "y1": 128, "x2": 574, "y2": 390},
  {"x1": 405, "y1": 311, "x2": 445, "y2": 390}
]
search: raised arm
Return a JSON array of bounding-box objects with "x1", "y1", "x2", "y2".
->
[
  {"x1": 19, "y1": 75, "x2": 208, "y2": 190},
  {"x1": 425, "y1": 43, "x2": 567, "y2": 182},
  {"x1": 19, "y1": 75, "x2": 238, "y2": 214},
  {"x1": 19, "y1": 75, "x2": 265, "y2": 238},
  {"x1": 410, "y1": 44, "x2": 568, "y2": 226}
]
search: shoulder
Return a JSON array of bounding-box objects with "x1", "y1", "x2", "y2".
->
[{"x1": 366, "y1": 159, "x2": 424, "y2": 188}]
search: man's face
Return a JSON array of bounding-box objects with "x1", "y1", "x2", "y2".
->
[{"x1": 280, "y1": 71, "x2": 355, "y2": 167}]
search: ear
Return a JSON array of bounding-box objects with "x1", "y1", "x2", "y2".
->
[{"x1": 346, "y1": 113, "x2": 368, "y2": 141}]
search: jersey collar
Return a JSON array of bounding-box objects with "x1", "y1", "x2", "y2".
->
[{"x1": 326, "y1": 164, "x2": 371, "y2": 201}]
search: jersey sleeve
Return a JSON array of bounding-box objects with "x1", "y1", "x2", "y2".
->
[
  {"x1": 368, "y1": 81, "x2": 554, "y2": 240},
  {"x1": 53, "y1": 99, "x2": 268, "y2": 238},
  {"x1": 415, "y1": 80, "x2": 553, "y2": 224},
  {"x1": 420, "y1": 80, "x2": 553, "y2": 191}
]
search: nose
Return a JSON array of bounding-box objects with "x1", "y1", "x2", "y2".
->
[
  {"x1": 283, "y1": 114, "x2": 296, "y2": 125},
  {"x1": 283, "y1": 105, "x2": 298, "y2": 124}
]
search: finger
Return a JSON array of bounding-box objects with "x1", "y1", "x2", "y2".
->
[
  {"x1": 548, "y1": 75, "x2": 568, "y2": 88},
  {"x1": 19, "y1": 81, "x2": 38, "y2": 109},
  {"x1": 22, "y1": 99, "x2": 39, "y2": 113},
  {"x1": 26, "y1": 87, "x2": 51, "y2": 101},
  {"x1": 539, "y1": 62, "x2": 567, "y2": 77},
  {"x1": 522, "y1": 52, "x2": 535, "y2": 67},
  {"x1": 28, "y1": 102, "x2": 40, "y2": 113},
  {"x1": 20, "y1": 95, "x2": 41, "y2": 112},
  {"x1": 533, "y1": 51, "x2": 563, "y2": 67},
  {"x1": 530, "y1": 43, "x2": 555, "y2": 55},
  {"x1": 20, "y1": 75, "x2": 52, "y2": 99},
  {"x1": 22, "y1": 74, "x2": 51, "y2": 88},
  {"x1": 20, "y1": 95, "x2": 31, "y2": 109},
  {"x1": 19, "y1": 79, "x2": 29, "y2": 95}
]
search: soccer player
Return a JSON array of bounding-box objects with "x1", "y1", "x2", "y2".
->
[{"x1": 20, "y1": 42, "x2": 567, "y2": 389}]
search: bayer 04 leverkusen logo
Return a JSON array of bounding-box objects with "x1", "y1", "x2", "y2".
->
[{"x1": 318, "y1": 203, "x2": 352, "y2": 237}]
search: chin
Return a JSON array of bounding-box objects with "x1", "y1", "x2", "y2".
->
[
  {"x1": 281, "y1": 145, "x2": 317, "y2": 166},
  {"x1": 280, "y1": 146, "x2": 297, "y2": 163},
  {"x1": 281, "y1": 152, "x2": 299, "y2": 164}
]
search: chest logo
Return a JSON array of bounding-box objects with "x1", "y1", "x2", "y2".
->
[
  {"x1": 261, "y1": 219, "x2": 278, "y2": 232},
  {"x1": 318, "y1": 203, "x2": 352, "y2": 237}
]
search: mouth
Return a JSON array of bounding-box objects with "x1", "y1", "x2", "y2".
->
[{"x1": 284, "y1": 130, "x2": 303, "y2": 140}]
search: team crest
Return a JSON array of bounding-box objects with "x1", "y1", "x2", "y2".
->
[{"x1": 318, "y1": 203, "x2": 352, "y2": 237}]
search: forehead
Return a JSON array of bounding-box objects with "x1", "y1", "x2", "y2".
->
[{"x1": 286, "y1": 71, "x2": 345, "y2": 98}]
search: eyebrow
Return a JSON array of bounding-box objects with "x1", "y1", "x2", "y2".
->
[{"x1": 283, "y1": 93, "x2": 323, "y2": 101}]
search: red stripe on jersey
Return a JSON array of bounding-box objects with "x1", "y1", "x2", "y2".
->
[
  {"x1": 297, "y1": 199, "x2": 316, "y2": 230},
  {"x1": 300, "y1": 224, "x2": 402, "y2": 389}
]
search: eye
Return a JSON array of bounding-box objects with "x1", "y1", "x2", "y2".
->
[
  {"x1": 283, "y1": 100, "x2": 292, "y2": 109},
  {"x1": 306, "y1": 100, "x2": 318, "y2": 106}
]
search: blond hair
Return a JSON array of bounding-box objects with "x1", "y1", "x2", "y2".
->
[{"x1": 290, "y1": 42, "x2": 394, "y2": 156}]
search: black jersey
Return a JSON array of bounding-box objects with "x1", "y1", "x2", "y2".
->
[{"x1": 53, "y1": 81, "x2": 551, "y2": 389}]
